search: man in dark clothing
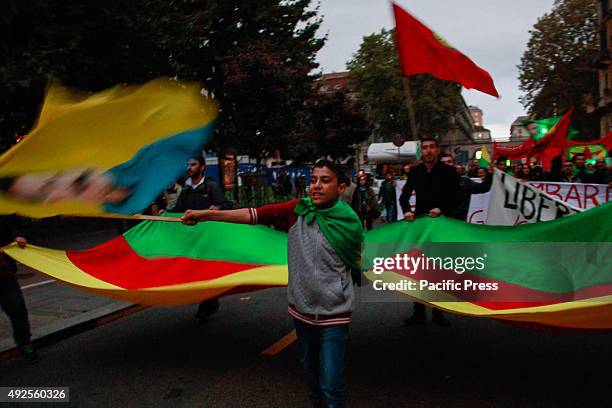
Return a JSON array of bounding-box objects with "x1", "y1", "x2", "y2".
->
[
  {"x1": 0, "y1": 217, "x2": 39, "y2": 363},
  {"x1": 168, "y1": 156, "x2": 232, "y2": 322},
  {"x1": 467, "y1": 160, "x2": 479, "y2": 178},
  {"x1": 494, "y1": 157, "x2": 508, "y2": 173},
  {"x1": 530, "y1": 165, "x2": 545, "y2": 181},
  {"x1": 378, "y1": 172, "x2": 397, "y2": 223},
  {"x1": 440, "y1": 154, "x2": 492, "y2": 221},
  {"x1": 554, "y1": 159, "x2": 575, "y2": 182},
  {"x1": 275, "y1": 169, "x2": 294, "y2": 199},
  {"x1": 400, "y1": 146, "x2": 463, "y2": 221},
  {"x1": 399, "y1": 139, "x2": 463, "y2": 327},
  {"x1": 593, "y1": 158, "x2": 611, "y2": 184},
  {"x1": 571, "y1": 154, "x2": 597, "y2": 184},
  {"x1": 351, "y1": 175, "x2": 377, "y2": 230},
  {"x1": 168, "y1": 157, "x2": 232, "y2": 214}
]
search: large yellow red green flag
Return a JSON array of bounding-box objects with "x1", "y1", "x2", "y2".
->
[
  {"x1": 0, "y1": 79, "x2": 218, "y2": 217},
  {"x1": 364, "y1": 202, "x2": 611, "y2": 330},
  {"x1": 6, "y1": 217, "x2": 289, "y2": 305},
  {"x1": 4, "y1": 203, "x2": 612, "y2": 329}
]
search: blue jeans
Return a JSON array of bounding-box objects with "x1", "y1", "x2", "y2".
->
[
  {"x1": 384, "y1": 202, "x2": 397, "y2": 222},
  {"x1": 294, "y1": 319, "x2": 349, "y2": 408}
]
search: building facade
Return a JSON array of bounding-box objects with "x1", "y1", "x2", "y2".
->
[
  {"x1": 509, "y1": 115, "x2": 531, "y2": 143},
  {"x1": 469, "y1": 105, "x2": 483, "y2": 127},
  {"x1": 595, "y1": 0, "x2": 612, "y2": 136},
  {"x1": 314, "y1": 72, "x2": 351, "y2": 95},
  {"x1": 469, "y1": 106, "x2": 492, "y2": 143},
  {"x1": 439, "y1": 104, "x2": 497, "y2": 164}
]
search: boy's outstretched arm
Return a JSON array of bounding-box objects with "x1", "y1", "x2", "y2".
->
[{"x1": 181, "y1": 208, "x2": 251, "y2": 226}]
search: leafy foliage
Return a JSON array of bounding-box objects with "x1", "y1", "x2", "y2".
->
[
  {"x1": 346, "y1": 28, "x2": 463, "y2": 141},
  {"x1": 298, "y1": 90, "x2": 370, "y2": 161},
  {"x1": 518, "y1": 0, "x2": 599, "y2": 137},
  {"x1": 0, "y1": 0, "x2": 325, "y2": 160}
]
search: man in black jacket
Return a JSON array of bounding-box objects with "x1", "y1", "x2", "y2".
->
[
  {"x1": 168, "y1": 157, "x2": 232, "y2": 214},
  {"x1": 399, "y1": 139, "x2": 463, "y2": 327},
  {"x1": 168, "y1": 156, "x2": 232, "y2": 322},
  {"x1": 571, "y1": 154, "x2": 597, "y2": 184}
]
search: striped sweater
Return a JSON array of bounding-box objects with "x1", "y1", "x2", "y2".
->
[{"x1": 249, "y1": 200, "x2": 353, "y2": 326}]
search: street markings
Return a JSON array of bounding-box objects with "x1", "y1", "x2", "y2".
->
[
  {"x1": 261, "y1": 329, "x2": 297, "y2": 356},
  {"x1": 21, "y1": 280, "x2": 55, "y2": 290}
]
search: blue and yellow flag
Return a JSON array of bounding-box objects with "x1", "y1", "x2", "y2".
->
[{"x1": 0, "y1": 79, "x2": 218, "y2": 217}]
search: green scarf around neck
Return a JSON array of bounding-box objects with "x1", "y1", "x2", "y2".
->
[{"x1": 294, "y1": 197, "x2": 364, "y2": 273}]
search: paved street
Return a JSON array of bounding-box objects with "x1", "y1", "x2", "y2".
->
[{"x1": 2, "y1": 284, "x2": 612, "y2": 407}]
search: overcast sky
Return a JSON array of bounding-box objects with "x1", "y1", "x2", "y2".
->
[{"x1": 314, "y1": 0, "x2": 555, "y2": 140}]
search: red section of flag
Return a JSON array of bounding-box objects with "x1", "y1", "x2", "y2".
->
[
  {"x1": 493, "y1": 138, "x2": 535, "y2": 160},
  {"x1": 373, "y1": 248, "x2": 612, "y2": 310},
  {"x1": 568, "y1": 131, "x2": 612, "y2": 150},
  {"x1": 530, "y1": 107, "x2": 574, "y2": 169},
  {"x1": 392, "y1": 3, "x2": 499, "y2": 97},
  {"x1": 67, "y1": 236, "x2": 264, "y2": 290}
]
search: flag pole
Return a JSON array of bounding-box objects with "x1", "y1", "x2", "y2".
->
[
  {"x1": 71, "y1": 213, "x2": 183, "y2": 222},
  {"x1": 401, "y1": 77, "x2": 419, "y2": 140}
]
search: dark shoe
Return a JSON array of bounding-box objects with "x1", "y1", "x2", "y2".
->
[
  {"x1": 20, "y1": 344, "x2": 40, "y2": 364},
  {"x1": 404, "y1": 311, "x2": 426, "y2": 326},
  {"x1": 432, "y1": 311, "x2": 451, "y2": 328},
  {"x1": 312, "y1": 401, "x2": 325, "y2": 408}
]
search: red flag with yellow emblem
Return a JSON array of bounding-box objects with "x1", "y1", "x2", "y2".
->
[{"x1": 392, "y1": 3, "x2": 499, "y2": 97}]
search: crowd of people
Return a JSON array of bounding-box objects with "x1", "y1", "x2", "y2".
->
[
  {"x1": 340, "y1": 150, "x2": 612, "y2": 231},
  {"x1": 462, "y1": 153, "x2": 611, "y2": 185}
]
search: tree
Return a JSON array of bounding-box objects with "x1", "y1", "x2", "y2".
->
[
  {"x1": 518, "y1": 0, "x2": 599, "y2": 138},
  {"x1": 294, "y1": 89, "x2": 370, "y2": 162},
  {"x1": 0, "y1": 0, "x2": 325, "y2": 161},
  {"x1": 209, "y1": 0, "x2": 325, "y2": 164},
  {"x1": 346, "y1": 28, "x2": 463, "y2": 141},
  {"x1": 0, "y1": 0, "x2": 175, "y2": 150}
]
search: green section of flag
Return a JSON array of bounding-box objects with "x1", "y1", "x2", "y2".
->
[
  {"x1": 365, "y1": 202, "x2": 611, "y2": 244},
  {"x1": 478, "y1": 145, "x2": 490, "y2": 168},
  {"x1": 523, "y1": 116, "x2": 579, "y2": 141},
  {"x1": 124, "y1": 213, "x2": 288, "y2": 265},
  {"x1": 477, "y1": 159, "x2": 488, "y2": 168},
  {"x1": 364, "y1": 203, "x2": 612, "y2": 293}
]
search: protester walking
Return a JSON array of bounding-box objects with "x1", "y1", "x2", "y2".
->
[
  {"x1": 181, "y1": 160, "x2": 363, "y2": 408},
  {"x1": 399, "y1": 138, "x2": 463, "y2": 327},
  {"x1": 167, "y1": 156, "x2": 232, "y2": 323},
  {"x1": 378, "y1": 172, "x2": 397, "y2": 223}
]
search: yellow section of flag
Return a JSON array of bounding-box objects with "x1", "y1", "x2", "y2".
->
[
  {"x1": 0, "y1": 79, "x2": 216, "y2": 175},
  {"x1": 0, "y1": 78, "x2": 218, "y2": 217}
]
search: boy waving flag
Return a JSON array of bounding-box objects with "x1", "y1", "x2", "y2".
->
[{"x1": 181, "y1": 160, "x2": 363, "y2": 408}]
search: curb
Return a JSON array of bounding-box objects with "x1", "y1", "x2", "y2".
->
[{"x1": 0, "y1": 303, "x2": 149, "y2": 362}]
